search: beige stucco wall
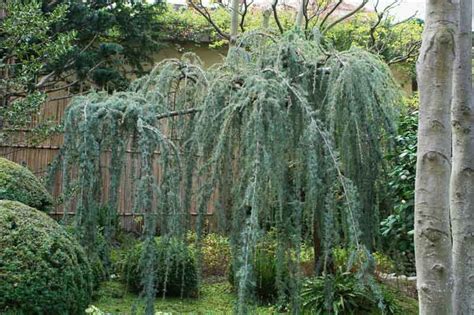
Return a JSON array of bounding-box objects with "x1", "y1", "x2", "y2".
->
[
  {"x1": 390, "y1": 65, "x2": 415, "y2": 96},
  {"x1": 152, "y1": 42, "x2": 416, "y2": 95},
  {"x1": 151, "y1": 42, "x2": 228, "y2": 68}
]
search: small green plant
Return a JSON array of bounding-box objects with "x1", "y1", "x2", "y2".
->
[
  {"x1": 301, "y1": 272, "x2": 400, "y2": 314},
  {"x1": 187, "y1": 232, "x2": 231, "y2": 278},
  {"x1": 228, "y1": 234, "x2": 292, "y2": 304},
  {"x1": 124, "y1": 237, "x2": 198, "y2": 297},
  {"x1": 301, "y1": 272, "x2": 371, "y2": 314},
  {"x1": 373, "y1": 252, "x2": 396, "y2": 274},
  {"x1": 229, "y1": 246, "x2": 282, "y2": 303},
  {"x1": 332, "y1": 247, "x2": 395, "y2": 274}
]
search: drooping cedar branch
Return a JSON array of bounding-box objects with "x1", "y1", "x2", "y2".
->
[{"x1": 56, "y1": 33, "x2": 401, "y2": 314}]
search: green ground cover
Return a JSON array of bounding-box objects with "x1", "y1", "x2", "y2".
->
[
  {"x1": 92, "y1": 279, "x2": 418, "y2": 315},
  {"x1": 93, "y1": 280, "x2": 276, "y2": 314}
]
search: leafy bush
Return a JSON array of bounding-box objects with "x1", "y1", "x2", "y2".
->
[
  {"x1": 301, "y1": 272, "x2": 400, "y2": 314},
  {"x1": 382, "y1": 103, "x2": 418, "y2": 274},
  {"x1": 0, "y1": 200, "x2": 93, "y2": 314},
  {"x1": 124, "y1": 237, "x2": 198, "y2": 297},
  {"x1": 63, "y1": 224, "x2": 107, "y2": 289},
  {"x1": 229, "y1": 245, "x2": 281, "y2": 303},
  {"x1": 333, "y1": 247, "x2": 395, "y2": 274},
  {"x1": 301, "y1": 272, "x2": 371, "y2": 314},
  {"x1": 228, "y1": 235, "x2": 295, "y2": 304},
  {"x1": 0, "y1": 157, "x2": 53, "y2": 211},
  {"x1": 187, "y1": 232, "x2": 231, "y2": 278},
  {"x1": 90, "y1": 251, "x2": 107, "y2": 289}
]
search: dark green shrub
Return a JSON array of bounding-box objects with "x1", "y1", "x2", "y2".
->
[
  {"x1": 0, "y1": 200, "x2": 93, "y2": 314},
  {"x1": 253, "y1": 247, "x2": 280, "y2": 302},
  {"x1": 0, "y1": 157, "x2": 53, "y2": 211},
  {"x1": 90, "y1": 252, "x2": 107, "y2": 289},
  {"x1": 333, "y1": 247, "x2": 395, "y2": 274},
  {"x1": 382, "y1": 105, "x2": 418, "y2": 274},
  {"x1": 63, "y1": 224, "x2": 107, "y2": 289},
  {"x1": 124, "y1": 237, "x2": 198, "y2": 297},
  {"x1": 228, "y1": 240, "x2": 288, "y2": 303}
]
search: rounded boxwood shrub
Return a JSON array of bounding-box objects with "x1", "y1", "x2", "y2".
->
[
  {"x1": 124, "y1": 237, "x2": 198, "y2": 297},
  {"x1": 0, "y1": 200, "x2": 93, "y2": 314},
  {"x1": 0, "y1": 158, "x2": 53, "y2": 211}
]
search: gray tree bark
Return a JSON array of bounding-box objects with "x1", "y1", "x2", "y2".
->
[
  {"x1": 415, "y1": 1, "x2": 457, "y2": 314},
  {"x1": 450, "y1": 0, "x2": 474, "y2": 313},
  {"x1": 262, "y1": 8, "x2": 271, "y2": 30},
  {"x1": 295, "y1": 0, "x2": 306, "y2": 29},
  {"x1": 230, "y1": 0, "x2": 240, "y2": 43}
]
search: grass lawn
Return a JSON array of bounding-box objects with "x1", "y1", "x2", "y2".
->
[
  {"x1": 92, "y1": 280, "x2": 276, "y2": 314},
  {"x1": 92, "y1": 279, "x2": 418, "y2": 315}
]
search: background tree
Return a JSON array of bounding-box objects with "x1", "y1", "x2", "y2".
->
[
  {"x1": 327, "y1": 10, "x2": 422, "y2": 73},
  {"x1": 0, "y1": 1, "x2": 75, "y2": 141},
  {"x1": 187, "y1": 0, "x2": 370, "y2": 41},
  {"x1": 0, "y1": 0, "x2": 163, "y2": 143}
]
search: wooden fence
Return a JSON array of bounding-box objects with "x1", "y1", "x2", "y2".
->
[
  {"x1": 0, "y1": 44, "x2": 231, "y2": 231},
  {"x1": 0, "y1": 91, "x2": 217, "y2": 232}
]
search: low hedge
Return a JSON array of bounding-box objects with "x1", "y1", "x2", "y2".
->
[
  {"x1": 124, "y1": 237, "x2": 198, "y2": 297},
  {"x1": 0, "y1": 200, "x2": 93, "y2": 314},
  {"x1": 0, "y1": 158, "x2": 53, "y2": 211}
]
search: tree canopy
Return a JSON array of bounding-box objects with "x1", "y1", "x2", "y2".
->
[{"x1": 0, "y1": 0, "x2": 163, "y2": 142}]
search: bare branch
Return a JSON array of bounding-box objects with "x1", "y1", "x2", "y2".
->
[
  {"x1": 392, "y1": 12, "x2": 417, "y2": 27},
  {"x1": 388, "y1": 40, "x2": 421, "y2": 65},
  {"x1": 313, "y1": 0, "x2": 332, "y2": 25},
  {"x1": 156, "y1": 108, "x2": 201, "y2": 120},
  {"x1": 322, "y1": 0, "x2": 369, "y2": 34},
  {"x1": 296, "y1": 0, "x2": 308, "y2": 29},
  {"x1": 272, "y1": 0, "x2": 284, "y2": 34},
  {"x1": 187, "y1": 0, "x2": 230, "y2": 40},
  {"x1": 318, "y1": 0, "x2": 343, "y2": 30},
  {"x1": 240, "y1": 0, "x2": 253, "y2": 33}
]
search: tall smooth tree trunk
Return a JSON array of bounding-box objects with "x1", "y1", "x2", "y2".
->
[
  {"x1": 230, "y1": 0, "x2": 240, "y2": 43},
  {"x1": 415, "y1": 1, "x2": 457, "y2": 314},
  {"x1": 451, "y1": 0, "x2": 473, "y2": 312},
  {"x1": 262, "y1": 8, "x2": 271, "y2": 30},
  {"x1": 295, "y1": 0, "x2": 306, "y2": 29}
]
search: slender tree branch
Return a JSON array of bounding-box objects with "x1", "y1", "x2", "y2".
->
[
  {"x1": 312, "y1": 0, "x2": 332, "y2": 25},
  {"x1": 156, "y1": 108, "x2": 201, "y2": 120},
  {"x1": 240, "y1": 0, "x2": 254, "y2": 33},
  {"x1": 319, "y1": 0, "x2": 342, "y2": 29},
  {"x1": 322, "y1": 0, "x2": 369, "y2": 34},
  {"x1": 272, "y1": 0, "x2": 284, "y2": 34},
  {"x1": 387, "y1": 41, "x2": 421, "y2": 65},
  {"x1": 187, "y1": 0, "x2": 230, "y2": 40}
]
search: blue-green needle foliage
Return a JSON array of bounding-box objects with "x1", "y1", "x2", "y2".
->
[{"x1": 56, "y1": 31, "x2": 400, "y2": 314}]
